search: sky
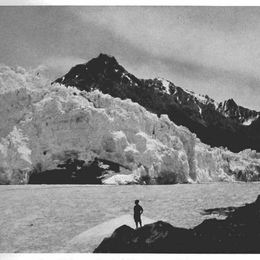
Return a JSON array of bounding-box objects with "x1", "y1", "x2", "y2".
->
[{"x1": 0, "y1": 6, "x2": 260, "y2": 110}]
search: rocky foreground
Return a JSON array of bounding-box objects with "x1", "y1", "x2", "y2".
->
[
  {"x1": 94, "y1": 195, "x2": 260, "y2": 253},
  {"x1": 0, "y1": 65, "x2": 260, "y2": 184}
]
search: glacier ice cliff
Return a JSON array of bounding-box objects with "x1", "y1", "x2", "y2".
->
[{"x1": 0, "y1": 65, "x2": 259, "y2": 184}]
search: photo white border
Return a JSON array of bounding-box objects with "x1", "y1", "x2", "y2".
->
[
  {"x1": 1, "y1": 0, "x2": 260, "y2": 6},
  {"x1": 1, "y1": 254, "x2": 260, "y2": 260},
  {"x1": 0, "y1": 1, "x2": 260, "y2": 259}
]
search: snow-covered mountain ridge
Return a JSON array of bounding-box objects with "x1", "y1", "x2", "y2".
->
[
  {"x1": 0, "y1": 65, "x2": 259, "y2": 184},
  {"x1": 151, "y1": 77, "x2": 260, "y2": 125}
]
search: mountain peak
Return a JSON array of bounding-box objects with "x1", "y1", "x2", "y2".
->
[
  {"x1": 225, "y1": 98, "x2": 237, "y2": 107},
  {"x1": 95, "y1": 53, "x2": 118, "y2": 65},
  {"x1": 53, "y1": 53, "x2": 137, "y2": 91},
  {"x1": 218, "y1": 98, "x2": 238, "y2": 113},
  {"x1": 217, "y1": 98, "x2": 260, "y2": 125},
  {"x1": 85, "y1": 53, "x2": 121, "y2": 72}
]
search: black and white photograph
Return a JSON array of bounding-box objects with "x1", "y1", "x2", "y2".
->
[{"x1": 1, "y1": 1, "x2": 260, "y2": 256}]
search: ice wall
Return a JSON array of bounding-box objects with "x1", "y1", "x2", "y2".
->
[{"x1": 0, "y1": 66, "x2": 259, "y2": 184}]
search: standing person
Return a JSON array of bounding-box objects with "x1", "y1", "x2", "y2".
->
[{"x1": 134, "y1": 200, "x2": 143, "y2": 229}]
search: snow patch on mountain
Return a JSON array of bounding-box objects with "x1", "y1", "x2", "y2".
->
[
  {"x1": 156, "y1": 77, "x2": 171, "y2": 95},
  {"x1": 121, "y1": 73, "x2": 132, "y2": 83},
  {"x1": 242, "y1": 115, "x2": 259, "y2": 126}
]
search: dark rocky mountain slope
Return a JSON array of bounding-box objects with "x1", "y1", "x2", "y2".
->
[{"x1": 54, "y1": 54, "x2": 260, "y2": 152}]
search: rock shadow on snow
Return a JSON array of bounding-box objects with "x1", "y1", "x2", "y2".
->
[{"x1": 28, "y1": 158, "x2": 121, "y2": 184}]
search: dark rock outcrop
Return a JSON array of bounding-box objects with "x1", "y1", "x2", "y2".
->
[{"x1": 94, "y1": 195, "x2": 260, "y2": 253}]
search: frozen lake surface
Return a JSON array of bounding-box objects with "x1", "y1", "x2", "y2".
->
[{"x1": 0, "y1": 183, "x2": 260, "y2": 252}]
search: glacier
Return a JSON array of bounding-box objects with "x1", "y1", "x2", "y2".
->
[{"x1": 0, "y1": 65, "x2": 259, "y2": 184}]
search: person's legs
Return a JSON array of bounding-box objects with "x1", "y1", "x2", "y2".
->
[
  {"x1": 134, "y1": 219, "x2": 138, "y2": 229},
  {"x1": 139, "y1": 219, "x2": 142, "y2": 227}
]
